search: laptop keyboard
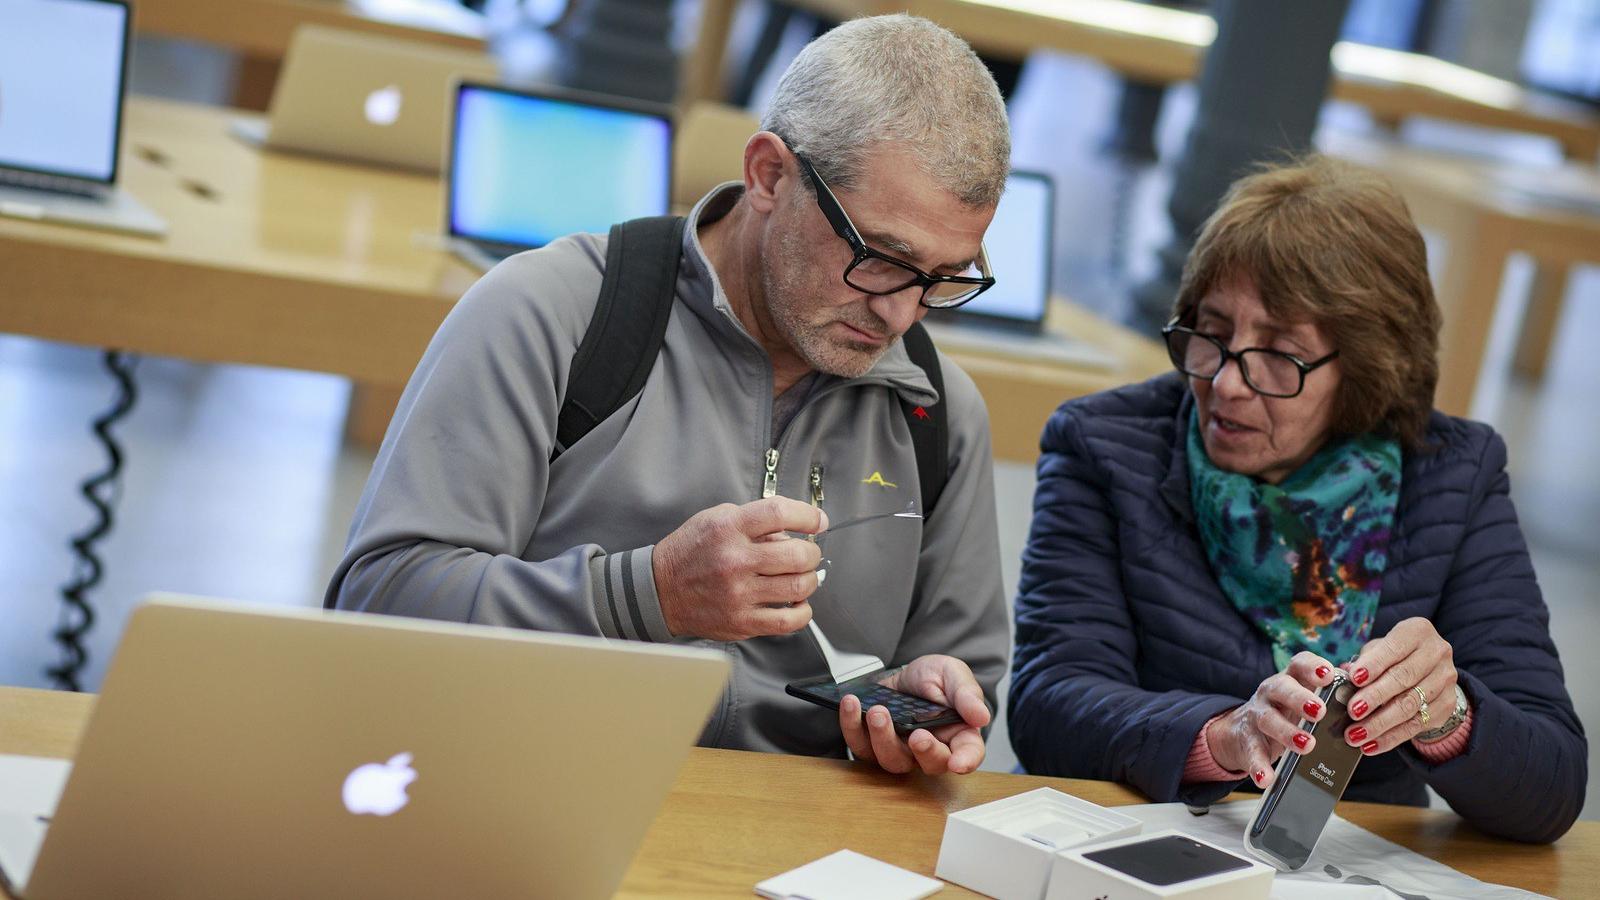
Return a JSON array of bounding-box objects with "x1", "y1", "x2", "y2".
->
[
  {"x1": 473, "y1": 239, "x2": 529, "y2": 262},
  {"x1": 0, "y1": 169, "x2": 100, "y2": 199}
]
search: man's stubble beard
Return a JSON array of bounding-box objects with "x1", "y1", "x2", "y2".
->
[{"x1": 760, "y1": 223, "x2": 897, "y2": 379}]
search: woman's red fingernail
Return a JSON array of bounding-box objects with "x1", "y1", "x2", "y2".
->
[
  {"x1": 1293, "y1": 732, "x2": 1310, "y2": 750},
  {"x1": 1361, "y1": 740, "x2": 1380, "y2": 754},
  {"x1": 1254, "y1": 769, "x2": 1267, "y2": 783},
  {"x1": 1303, "y1": 701, "x2": 1322, "y2": 718},
  {"x1": 1349, "y1": 726, "x2": 1368, "y2": 743},
  {"x1": 1351, "y1": 699, "x2": 1369, "y2": 718},
  {"x1": 1352, "y1": 667, "x2": 1369, "y2": 685},
  {"x1": 1315, "y1": 665, "x2": 1330, "y2": 679}
]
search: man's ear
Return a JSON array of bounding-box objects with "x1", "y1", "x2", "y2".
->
[{"x1": 743, "y1": 132, "x2": 791, "y2": 215}]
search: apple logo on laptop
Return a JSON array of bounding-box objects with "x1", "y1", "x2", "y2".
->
[
  {"x1": 342, "y1": 752, "x2": 416, "y2": 816},
  {"x1": 364, "y1": 85, "x2": 403, "y2": 127}
]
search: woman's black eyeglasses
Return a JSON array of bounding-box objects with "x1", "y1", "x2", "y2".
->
[
  {"x1": 793, "y1": 152, "x2": 995, "y2": 310},
  {"x1": 1163, "y1": 320, "x2": 1339, "y2": 399}
]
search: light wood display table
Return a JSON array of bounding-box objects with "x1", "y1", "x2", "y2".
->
[
  {"x1": 0, "y1": 97, "x2": 1166, "y2": 463},
  {"x1": 0, "y1": 98, "x2": 475, "y2": 389},
  {"x1": 1325, "y1": 131, "x2": 1600, "y2": 414},
  {"x1": 1, "y1": 685, "x2": 1592, "y2": 898}
]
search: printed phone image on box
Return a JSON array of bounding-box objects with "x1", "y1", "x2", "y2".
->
[{"x1": 1045, "y1": 829, "x2": 1274, "y2": 900}]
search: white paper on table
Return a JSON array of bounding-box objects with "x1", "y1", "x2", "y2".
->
[
  {"x1": 1283, "y1": 885, "x2": 1407, "y2": 899},
  {"x1": 0, "y1": 755, "x2": 72, "y2": 816},
  {"x1": 1113, "y1": 800, "x2": 1551, "y2": 900},
  {"x1": 755, "y1": 849, "x2": 943, "y2": 900}
]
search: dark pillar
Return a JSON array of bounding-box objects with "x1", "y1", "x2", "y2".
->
[
  {"x1": 555, "y1": 0, "x2": 678, "y2": 104},
  {"x1": 1126, "y1": 0, "x2": 1351, "y2": 332},
  {"x1": 1102, "y1": 79, "x2": 1168, "y2": 162}
]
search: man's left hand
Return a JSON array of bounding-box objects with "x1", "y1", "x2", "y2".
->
[{"x1": 838, "y1": 654, "x2": 990, "y2": 775}]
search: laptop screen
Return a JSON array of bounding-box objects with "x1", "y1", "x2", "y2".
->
[
  {"x1": 958, "y1": 170, "x2": 1054, "y2": 328},
  {"x1": 0, "y1": 0, "x2": 129, "y2": 183},
  {"x1": 448, "y1": 83, "x2": 672, "y2": 248}
]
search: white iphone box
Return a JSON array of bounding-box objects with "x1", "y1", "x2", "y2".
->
[{"x1": 935, "y1": 788, "x2": 1142, "y2": 900}]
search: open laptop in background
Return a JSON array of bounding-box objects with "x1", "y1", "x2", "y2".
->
[
  {"x1": 925, "y1": 170, "x2": 1115, "y2": 370},
  {"x1": 230, "y1": 24, "x2": 499, "y2": 173},
  {"x1": 446, "y1": 81, "x2": 673, "y2": 271},
  {"x1": 0, "y1": 0, "x2": 166, "y2": 237},
  {"x1": 0, "y1": 595, "x2": 729, "y2": 900}
]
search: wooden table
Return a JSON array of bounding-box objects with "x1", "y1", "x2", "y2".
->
[
  {"x1": 684, "y1": 0, "x2": 1600, "y2": 162},
  {"x1": 1324, "y1": 131, "x2": 1600, "y2": 415},
  {"x1": 0, "y1": 97, "x2": 1163, "y2": 463},
  {"x1": 0, "y1": 98, "x2": 474, "y2": 388},
  {"x1": 2, "y1": 685, "x2": 1592, "y2": 898}
]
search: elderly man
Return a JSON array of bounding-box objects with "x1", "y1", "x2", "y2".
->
[{"x1": 327, "y1": 15, "x2": 1011, "y2": 775}]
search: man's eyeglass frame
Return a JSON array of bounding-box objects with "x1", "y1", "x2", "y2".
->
[
  {"x1": 1162, "y1": 319, "x2": 1340, "y2": 399},
  {"x1": 793, "y1": 151, "x2": 995, "y2": 310}
]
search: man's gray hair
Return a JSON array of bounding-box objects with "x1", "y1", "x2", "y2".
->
[{"x1": 760, "y1": 14, "x2": 1010, "y2": 209}]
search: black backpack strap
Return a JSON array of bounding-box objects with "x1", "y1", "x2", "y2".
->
[
  {"x1": 553, "y1": 215, "x2": 687, "y2": 459},
  {"x1": 899, "y1": 322, "x2": 949, "y2": 517}
]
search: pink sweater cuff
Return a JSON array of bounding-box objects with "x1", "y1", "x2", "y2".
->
[
  {"x1": 1411, "y1": 706, "x2": 1474, "y2": 762},
  {"x1": 1182, "y1": 713, "x2": 1249, "y2": 784},
  {"x1": 1182, "y1": 706, "x2": 1473, "y2": 785}
]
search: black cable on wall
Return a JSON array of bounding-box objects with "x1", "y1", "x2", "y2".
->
[{"x1": 49, "y1": 350, "x2": 139, "y2": 693}]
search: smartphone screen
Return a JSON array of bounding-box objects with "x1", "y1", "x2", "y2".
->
[
  {"x1": 1247, "y1": 677, "x2": 1363, "y2": 869},
  {"x1": 1083, "y1": 835, "x2": 1252, "y2": 886},
  {"x1": 785, "y1": 674, "x2": 965, "y2": 732}
]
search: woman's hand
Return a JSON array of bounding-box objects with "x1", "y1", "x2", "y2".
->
[
  {"x1": 1206, "y1": 651, "x2": 1339, "y2": 788},
  {"x1": 1343, "y1": 617, "x2": 1459, "y2": 754}
]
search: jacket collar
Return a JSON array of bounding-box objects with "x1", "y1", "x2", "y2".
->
[
  {"x1": 679, "y1": 183, "x2": 937, "y2": 408},
  {"x1": 1160, "y1": 386, "x2": 1197, "y2": 526}
]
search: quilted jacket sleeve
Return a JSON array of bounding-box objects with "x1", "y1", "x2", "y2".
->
[
  {"x1": 1009, "y1": 402, "x2": 1244, "y2": 805},
  {"x1": 1397, "y1": 428, "x2": 1587, "y2": 843}
]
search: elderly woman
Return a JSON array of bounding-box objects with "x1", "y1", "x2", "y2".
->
[{"x1": 1008, "y1": 157, "x2": 1586, "y2": 843}]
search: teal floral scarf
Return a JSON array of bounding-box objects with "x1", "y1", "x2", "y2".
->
[{"x1": 1187, "y1": 410, "x2": 1401, "y2": 670}]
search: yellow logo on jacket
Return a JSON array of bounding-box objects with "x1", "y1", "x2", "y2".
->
[{"x1": 861, "y1": 471, "x2": 897, "y2": 488}]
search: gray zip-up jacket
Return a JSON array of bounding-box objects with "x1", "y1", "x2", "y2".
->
[{"x1": 327, "y1": 186, "x2": 1009, "y2": 758}]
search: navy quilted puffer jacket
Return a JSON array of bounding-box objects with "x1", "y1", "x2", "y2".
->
[{"x1": 1009, "y1": 373, "x2": 1586, "y2": 843}]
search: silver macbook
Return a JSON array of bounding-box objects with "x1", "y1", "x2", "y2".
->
[
  {"x1": 0, "y1": 595, "x2": 729, "y2": 900},
  {"x1": 925, "y1": 170, "x2": 1115, "y2": 370},
  {"x1": 446, "y1": 81, "x2": 674, "y2": 271},
  {"x1": 0, "y1": 0, "x2": 166, "y2": 237},
  {"x1": 231, "y1": 24, "x2": 499, "y2": 173}
]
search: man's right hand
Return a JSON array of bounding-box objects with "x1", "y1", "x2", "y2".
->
[{"x1": 653, "y1": 497, "x2": 828, "y2": 641}]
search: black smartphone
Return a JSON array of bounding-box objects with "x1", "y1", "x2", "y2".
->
[
  {"x1": 1245, "y1": 672, "x2": 1364, "y2": 870},
  {"x1": 1082, "y1": 835, "x2": 1253, "y2": 886},
  {"x1": 785, "y1": 671, "x2": 966, "y2": 734}
]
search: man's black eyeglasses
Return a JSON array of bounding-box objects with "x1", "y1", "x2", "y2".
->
[
  {"x1": 794, "y1": 152, "x2": 994, "y2": 310},
  {"x1": 1163, "y1": 320, "x2": 1339, "y2": 399}
]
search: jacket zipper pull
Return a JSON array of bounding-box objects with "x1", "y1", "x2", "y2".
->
[
  {"x1": 810, "y1": 464, "x2": 825, "y2": 507},
  {"x1": 763, "y1": 447, "x2": 780, "y2": 498}
]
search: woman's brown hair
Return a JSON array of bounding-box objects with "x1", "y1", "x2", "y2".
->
[{"x1": 1171, "y1": 155, "x2": 1442, "y2": 449}]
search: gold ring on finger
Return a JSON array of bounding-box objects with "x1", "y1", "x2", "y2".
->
[{"x1": 1413, "y1": 685, "x2": 1430, "y2": 726}]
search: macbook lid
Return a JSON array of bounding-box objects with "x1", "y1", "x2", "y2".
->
[
  {"x1": 26, "y1": 595, "x2": 730, "y2": 900},
  {"x1": 264, "y1": 24, "x2": 499, "y2": 172}
]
